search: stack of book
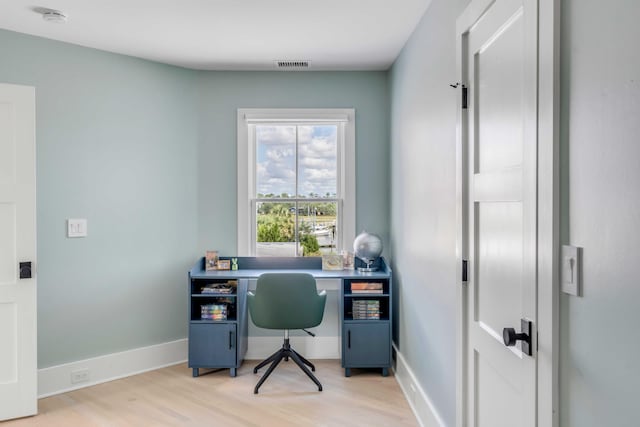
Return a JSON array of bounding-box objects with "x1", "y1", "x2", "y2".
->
[
  {"x1": 350, "y1": 282, "x2": 384, "y2": 294},
  {"x1": 201, "y1": 280, "x2": 237, "y2": 294},
  {"x1": 201, "y1": 303, "x2": 227, "y2": 320},
  {"x1": 352, "y1": 300, "x2": 380, "y2": 320}
]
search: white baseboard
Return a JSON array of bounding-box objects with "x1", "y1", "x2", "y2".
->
[
  {"x1": 245, "y1": 336, "x2": 340, "y2": 360},
  {"x1": 38, "y1": 339, "x2": 188, "y2": 398},
  {"x1": 393, "y1": 345, "x2": 446, "y2": 427}
]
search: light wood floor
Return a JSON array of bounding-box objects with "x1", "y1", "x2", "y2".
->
[{"x1": 5, "y1": 360, "x2": 419, "y2": 426}]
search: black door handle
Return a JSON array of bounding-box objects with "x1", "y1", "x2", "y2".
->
[
  {"x1": 347, "y1": 330, "x2": 351, "y2": 349},
  {"x1": 229, "y1": 330, "x2": 233, "y2": 349},
  {"x1": 502, "y1": 328, "x2": 528, "y2": 346},
  {"x1": 502, "y1": 319, "x2": 532, "y2": 356}
]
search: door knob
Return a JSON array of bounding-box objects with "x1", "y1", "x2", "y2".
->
[
  {"x1": 502, "y1": 319, "x2": 533, "y2": 356},
  {"x1": 502, "y1": 328, "x2": 527, "y2": 346}
]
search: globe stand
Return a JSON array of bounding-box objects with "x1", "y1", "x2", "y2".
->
[{"x1": 357, "y1": 258, "x2": 378, "y2": 272}]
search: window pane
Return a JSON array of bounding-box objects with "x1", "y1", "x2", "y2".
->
[
  {"x1": 256, "y1": 202, "x2": 297, "y2": 256},
  {"x1": 297, "y1": 125, "x2": 337, "y2": 198},
  {"x1": 256, "y1": 126, "x2": 296, "y2": 198},
  {"x1": 298, "y1": 201, "x2": 338, "y2": 256}
]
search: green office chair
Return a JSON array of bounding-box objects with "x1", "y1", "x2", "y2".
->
[{"x1": 247, "y1": 272, "x2": 327, "y2": 394}]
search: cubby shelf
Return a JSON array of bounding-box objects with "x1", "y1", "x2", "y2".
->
[
  {"x1": 341, "y1": 275, "x2": 392, "y2": 376},
  {"x1": 187, "y1": 274, "x2": 248, "y2": 378}
]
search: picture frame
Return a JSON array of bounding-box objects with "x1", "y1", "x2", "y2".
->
[
  {"x1": 216, "y1": 259, "x2": 231, "y2": 270},
  {"x1": 205, "y1": 251, "x2": 219, "y2": 271},
  {"x1": 342, "y1": 251, "x2": 355, "y2": 270},
  {"x1": 322, "y1": 253, "x2": 344, "y2": 271}
]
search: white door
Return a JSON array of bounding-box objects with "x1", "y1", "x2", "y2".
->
[
  {"x1": 459, "y1": 0, "x2": 538, "y2": 426},
  {"x1": 0, "y1": 84, "x2": 37, "y2": 421}
]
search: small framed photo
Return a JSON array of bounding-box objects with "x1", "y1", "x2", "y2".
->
[
  {"x1": 216, "y1": 259, "x2": 231, "y2": 270},
  {"x1": 322, "y1": 254, "x2": 344, "y2": 271},
  {"x1": 205, "y1": 251, "x2": 218, "y2": 271},
  {"x1": 342, "y1": 251, "x2": 355, "y2": 270}
]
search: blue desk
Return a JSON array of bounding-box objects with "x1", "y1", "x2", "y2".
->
[{"x1": 188, "y1": 257, "x2": 393, "y2": 377}]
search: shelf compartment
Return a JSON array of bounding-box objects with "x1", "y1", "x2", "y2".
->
[
  {"x1": 343, "y1": 296, "x2": 389, "y2": 321},
  {"x1": 343, "y1": 279, "x2": 389, "y2": 296},
  {"x1": 190, "y1": 296, "x2": 236, "y2": 321},
  {"x1": 191, "y1": 279, "x2": 238, "y2": 296}
]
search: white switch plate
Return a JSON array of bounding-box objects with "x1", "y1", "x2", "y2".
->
[
  {"x1": 67, "y1": 218, "x2": 88, "y2": 238},
  {"x1": 561, "y1": 245, "x2": 581, "y2": 296}
]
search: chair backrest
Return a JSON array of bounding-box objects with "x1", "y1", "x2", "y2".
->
[{"x1": 248, "y1": 273, "x2": 326, "y2": 330}]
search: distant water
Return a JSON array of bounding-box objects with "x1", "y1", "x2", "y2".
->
[{"x1": 256, "y1": 239, "x2": 336, "y2": 257}]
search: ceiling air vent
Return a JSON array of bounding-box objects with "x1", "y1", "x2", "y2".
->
[
  {"x1": 275, "y1": 60, "x2": 310, "y2": 70},
  {"x1": 33, "y1": 7, "x2": 68, "y2": 23}
]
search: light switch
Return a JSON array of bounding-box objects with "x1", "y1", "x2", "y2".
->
[
  {"x1": 67, "y1": 218, "x2": 88, "y2": 238},
  {"x1": 561, "y1": 245, "x2": 581, "y2": 296}
]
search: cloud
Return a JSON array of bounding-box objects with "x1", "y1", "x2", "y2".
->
[
  {"x1": 256, "y1": 125, "x2": 338, "y2": 197},
  {"x1": 256, "y1": 126, "x2": 296, "y2": 144}
]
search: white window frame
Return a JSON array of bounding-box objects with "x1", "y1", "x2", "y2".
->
[{"x1": 237, "y1": 108, "x2": 356, "y2": 256}]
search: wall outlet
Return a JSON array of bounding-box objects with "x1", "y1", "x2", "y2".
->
[
  {"x1": 409, "y1": 381, "x2": 417, "y2": 404},
  {"x1": 70, "y1": 368, "x2": 90, "y2": 384}
]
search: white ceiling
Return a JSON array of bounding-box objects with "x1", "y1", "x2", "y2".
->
[{"x1": 0, "y1": 0, "x2": 432, "y2": 71}]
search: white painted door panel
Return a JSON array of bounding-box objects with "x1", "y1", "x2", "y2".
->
[
  {"x1": 0, "y1": 84, "x2": 37, "y2": 421},
  {"x1": 462, "y1": 0, "x2": 538, "y2": 426}
]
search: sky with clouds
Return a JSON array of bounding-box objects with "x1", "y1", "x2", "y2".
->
[{"x1": 256, "y1": 125, "x2": 337, "y2": 197}]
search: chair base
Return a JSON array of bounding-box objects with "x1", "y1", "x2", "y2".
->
[{"x1": 253, "y1": 338, "x2": 322, "y2": 394}]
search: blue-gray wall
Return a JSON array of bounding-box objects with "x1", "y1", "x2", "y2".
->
[
  {"x1": 195, "y1": 71, "x2": 389, "y2": 254},
  {"x1": 389, "y1": 0, "x2": 468, "y2": 424},
  {"x1": 0, "y1": 29, "x2": 389, "y2": 368},
  {"x1": 0, "y1": 29, "x2": 200, "y2": 368},
  {"x1": 559, "y1": 0, "x2": 640, "y2": 426}
]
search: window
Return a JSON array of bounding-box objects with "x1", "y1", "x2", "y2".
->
[{"x1": 237, "y1": 109, "x2": 355, "y2": 256}]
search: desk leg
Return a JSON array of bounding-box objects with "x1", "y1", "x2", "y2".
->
[
  {"x1": 230, "y1": 368, "x2": 237, "y2": 377},
  {"x1": 345, "y1": 368, "x2": 351, "y2": 377},
  {"x1": 382, "y1": 367, "x2": 389, "y2": 377},
  {"x1": 192, "y1": 368, "x2": 199, "y2": 377}
]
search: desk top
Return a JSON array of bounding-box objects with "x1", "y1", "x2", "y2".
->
[{"x1": 189, "y1": 256, "x2": 392, "y2": 280}]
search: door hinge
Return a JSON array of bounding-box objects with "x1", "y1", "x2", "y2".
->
[
  {"x1": 462, "y1": 259, "x2": 468, "y2": 282},
  {"x1": 462, "y1": 85, "x2": 468, "y2": 109}
]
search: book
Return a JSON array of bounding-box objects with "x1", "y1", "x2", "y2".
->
[
  {"x1": 352, "y1": 299, "x2": 379, "y2": 305},
  {"x1": 352, "y1": 301, "x2": 380, "y2": 312},
  {"x1": 201, "y1": 283, "x2": 234, "y2": 294},
  {"x1": 353, "y1": 314, "x2": 380, "y2": 320},
  {"x1": 351, "y1": 289, "x2": 383, "y2": 294},
  {"x1": 350, "y1": 282, "x2": 383, "y2": 291},
  {"x1": 201, "y1": 303, "x2": 228, "y2": 320}
]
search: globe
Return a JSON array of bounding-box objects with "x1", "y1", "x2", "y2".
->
[{"x1": 353, "y1": 231, "x2": 383, "y2": 271}]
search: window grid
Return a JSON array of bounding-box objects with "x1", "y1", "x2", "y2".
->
[{"x1": 237, "y1": 109, "x2": 355, "y2": 257}]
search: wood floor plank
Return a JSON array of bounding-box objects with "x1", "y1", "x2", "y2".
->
[{"x1": 4, "y1": 361, "x2": 418, "y2": 426}]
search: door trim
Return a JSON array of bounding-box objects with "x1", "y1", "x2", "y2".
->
[{"x1": 454, "y1": 1, "x2": 560, "y2": 426}]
